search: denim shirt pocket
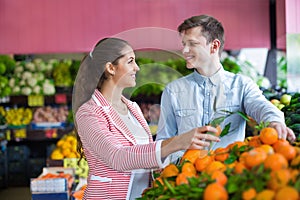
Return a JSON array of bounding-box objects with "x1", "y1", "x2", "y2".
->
[{"x1": 174, "y1": 108, "x2": 198, "y2": 133}]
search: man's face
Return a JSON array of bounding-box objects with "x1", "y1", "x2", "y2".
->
[{"x1": 181, "y1": 27, "x2": 212, "y2": 69}]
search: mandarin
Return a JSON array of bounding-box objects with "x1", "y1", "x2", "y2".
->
[
  {"x1": 234, "y1": 162, "x2": 247, "y2": 174},
  {"x1": 204, "y1": 161, "x2": 226, "y2": 174},
  {"x1": 181, "y1": 161, "x2": 197, "y2": 175},
  {"x1": 175, "y1": 172, "x2": 195, "y2": 185},
  {"x1": 211, "y1": 170, "x2": 228, "y2": 186},
  {"x1": 259, "y1": 144, "x2": 274, "y2": 155},
  {"x1": 248, "y1": 135, "x2": 262, "y2": 147},
  {"x1": 267, "y1": 168, "x2": 291, "y2": 190},
  {"x1": 214, "y1": 147, "x2": 229, "y2": 162},
  {"x1": 181, "y1": 149, "x2": 207, "y2": 164},
  {"x1": 272, "y1": 139, "x2": 289, "y2": 152},
  {"x1": 291, "y1": 155, "x2": 300, "y2": 167},
  {"x1": 259, "y1": 127, "x2": 278, "y2": 145},
  {"x1": 274, "y1": 186, "x2": 299, "y2": 200},
  {"x1": 161, "y1": 164, "x2": 179, "y2": 178},
  {"x1": 244, "y1": 147, "x2": 267, "y2": 169},
  {"x1": 264, "y1": 153, "x2": 288, "y2": 171},
  {"x1": 276, "y1": 144, "x2": 297, "y2": 161},
  {"x1": 203, "y1": 182, "x2": 228, "y2": 200},
  {"x1": 194, "y1": 154, "x2": 214, "y2": 172},
  {"x1": 255, "y1": 189, "x2": 275, "y2": 200},
  {"x1": 227, "y1": 141, "x2": 247, "y2": 150},
  {"x1": 242, "y1": 187, "x2": 257, "y2": 200}
]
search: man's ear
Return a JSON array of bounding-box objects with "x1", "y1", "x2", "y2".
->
[
  {"x1": 105, "y1": 62, "x2": 115, "y2": 76},
  {"x1": 211, "y1": 39, "x2": 221, "y2": 54}
]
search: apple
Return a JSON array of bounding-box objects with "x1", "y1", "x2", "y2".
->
[
  {"x1": 277, "y1": 103, "x2": 285, "y2": 110},
  {"x1": 280, "y1": 94, "x2": 292, "y2": 105},
  {"x1": 270, "y1": 99, "x2": 280, "y2": 106}
]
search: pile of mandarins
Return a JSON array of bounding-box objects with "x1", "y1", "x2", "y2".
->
[{"x1": 142, "y1": 127, "x2": 300, "y2": 200}]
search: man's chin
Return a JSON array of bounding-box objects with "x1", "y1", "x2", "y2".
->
[{"x1": 186, "y1": 63, "x2": 195, "y2": 69}]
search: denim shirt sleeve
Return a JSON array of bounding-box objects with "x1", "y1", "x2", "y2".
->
[
  {"x1": 243, "y1": 77, "x2": 284, "y2": 124},
  {"x1": 156, "y1": 87, "x2": 178, "y2": 141}
]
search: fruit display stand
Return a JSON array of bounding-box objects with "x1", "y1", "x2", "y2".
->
[
  {"x1": 30, "y1": 167, "x2": 75, "y2": 200},
  {"x1": 141, "y1": 126, "x2": 300, "y2": 200}
]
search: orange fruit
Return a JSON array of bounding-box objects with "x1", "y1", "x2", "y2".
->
[
  {"x1": 153, "y1": 177, "x2": 164, "y2": 187},
  {"x1": 194, "y1": 154, "x2": 214, "y2": 172},
  {"x1": 161, "y1": 164, "x2": 179, "y2": 178},
  {"x1": 244, "y1": 147, "x2": 267, "y2": 169},
  {"x1": 175, "y1": 172, "x2": 195, "y2": 185},
  {"x1": 211, "y1": 170, "x2": 228, "y2": 186},
  {"x1": 255, "y1": 189, "x2": 275, "y2": 200},
  {"x1": 259, "y1": 127, "x2": 278, "y2": 145},
  {"x1": 267, "y1": 169, "x2": 291, "y2": 190},
  {"x1": 203, "y1": 182, "x2": 228, "y2": 200},
  {"x1": 181, "y1": 149, "x2": 208, "y2": 164},
  {"x1": 205, "y1": 161, "x2": 226, "y2": 174},
  {"x1": 248, "y1": 135, "x2": 262, "y2": 147},
  {"x1": 264, "y1": 153, "x2": 288, "y2": 171},
  {"x1": 227, "y1": 141, "x2": 247, "y2": 150},
  {"x1": 272, "y1": 139, "x2": 289, "y2": 152},
  {"x1": 259, "y1": 144, "x2": 274, "y2": 155},
  {"x1": 215, "y1": 125, "x2": 222, "y2": 136},
  {"x1": 242, "y1": 187, "x2": 257, "y2": 200},
  {"x1": 276, "y1": 144, "x2": 297, "y2": 161},
  {"x1": 290, "y1": 169, "x2": 300, "y2": 183},
  {"x1": 181, "y1": 161, "x2": 197, "y2": 175},
  {"x1": 214, "y1": 147, "x2": 229, "y2": 162},
  {"x1": 274, "y1": 186, "x2": 299, "y2": 200},
  {"x1": 62, "y1": 148, "x2": 71, "y2": 157},
  {"x1": 234, "y1": 162, "x2": 247, "y2": 174},
  {"x1": 291, "y1": 155, "x2": 300, "y2": 167},
  {"x1": 239, "y1": 151, "x2": 249, "y2": 164}
]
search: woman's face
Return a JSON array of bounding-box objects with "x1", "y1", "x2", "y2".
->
[
  {"x1": 113, "y1": 45, "x2": 140, "y2": 88},
  {"x1": 181, "y1": 26, "x2": 212, "y2": 69}
]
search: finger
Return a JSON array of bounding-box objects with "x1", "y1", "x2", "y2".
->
[
  {"x1": 192, "y1": 137, "x2": 210, "y2": 147},
  {"x1": 202, "y1": 133, "x2": 220, "y2": 142},
  {"x1": 287, "y1": 128, "x2": 296, "y2": 142},
  {"x1": 197, "y1": 126, "x2": 217, "y2": 134},
  {"x1": 275, "y1": 126, "x2": 285, "y2": 140}
]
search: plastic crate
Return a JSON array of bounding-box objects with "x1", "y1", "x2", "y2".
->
[
  {"x1": 30, "y1": 167, "x2": 74, "y2": 193},
  {"x1": 31, "y1": 192, "x2": 69, "y2": 200}
]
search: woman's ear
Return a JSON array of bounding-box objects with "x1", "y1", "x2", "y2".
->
[{"x1": 105, "y1": 62, "x2": 115, "y2": 76}]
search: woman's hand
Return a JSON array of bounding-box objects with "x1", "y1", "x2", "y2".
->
[{"x1": 161, "y1": 126, "x2": 220, "y2": 158}]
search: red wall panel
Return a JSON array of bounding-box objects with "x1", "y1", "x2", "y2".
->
[{"x1": 0, "y1": 0, "x2": 273, "y2": 54}]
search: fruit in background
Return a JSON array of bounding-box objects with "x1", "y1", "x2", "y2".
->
[
  {"x1": 280, "y1": 94, "x2": 292, "y2": 105},
  {"x1": 51, "y1": 132, "x2": 79, "y2": 159},
  {"x1": 277, "y1": 104, "x2": 285, "y2": 110},
  {"x1": 270, "y1": 99, "x2": 280, "y2": 106}
]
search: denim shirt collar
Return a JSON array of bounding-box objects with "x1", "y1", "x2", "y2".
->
[{"x1": 192, "y1": 67, "x2": 224, "y2": 86}]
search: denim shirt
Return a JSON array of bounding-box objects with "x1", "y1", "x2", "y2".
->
[{"x1": 156, "y1": 68, "x2": 284, "y2": 161}]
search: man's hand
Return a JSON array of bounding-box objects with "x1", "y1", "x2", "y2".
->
[{"x1": 269, "y1": 122, "x2": 296, "y2": 142}]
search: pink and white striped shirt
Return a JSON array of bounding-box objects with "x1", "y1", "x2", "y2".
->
[{"x1": 75, "y1": 89, "x2": 167, "y2": 199}]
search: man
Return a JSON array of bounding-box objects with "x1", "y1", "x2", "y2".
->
[{"x1": 156, "y1": 15, "x2": 295, "y2": 161}]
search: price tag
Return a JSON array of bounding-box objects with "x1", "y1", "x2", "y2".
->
[
  {"x1": 45, "y1": 129, "x2": 57, "y2": 138},
  {"x1": 28, "y1": 95, "x2": 44, "y2": 107},
  {"x1": 55, "y1": 94, "x2": 67, "y2": 104}
]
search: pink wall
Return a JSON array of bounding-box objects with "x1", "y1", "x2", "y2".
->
[
  {"x1": 0, "y1": 0, "x2": 274, "y2": 54},
  {"x1": 286, "y1": 0, "x2": 300, "y2": 34}
]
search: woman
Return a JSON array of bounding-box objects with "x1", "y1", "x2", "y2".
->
[{"x1": 72, "y1": 37, "x2": 220, "y2": 199}]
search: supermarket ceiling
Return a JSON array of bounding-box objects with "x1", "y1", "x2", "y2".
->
[{"x1": 0, "y1": 0, "x2": 297, "y2": 54}]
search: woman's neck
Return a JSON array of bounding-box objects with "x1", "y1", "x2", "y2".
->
[{"x1": 100, "y1": 82, "x2": 123, "y2": 105}]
